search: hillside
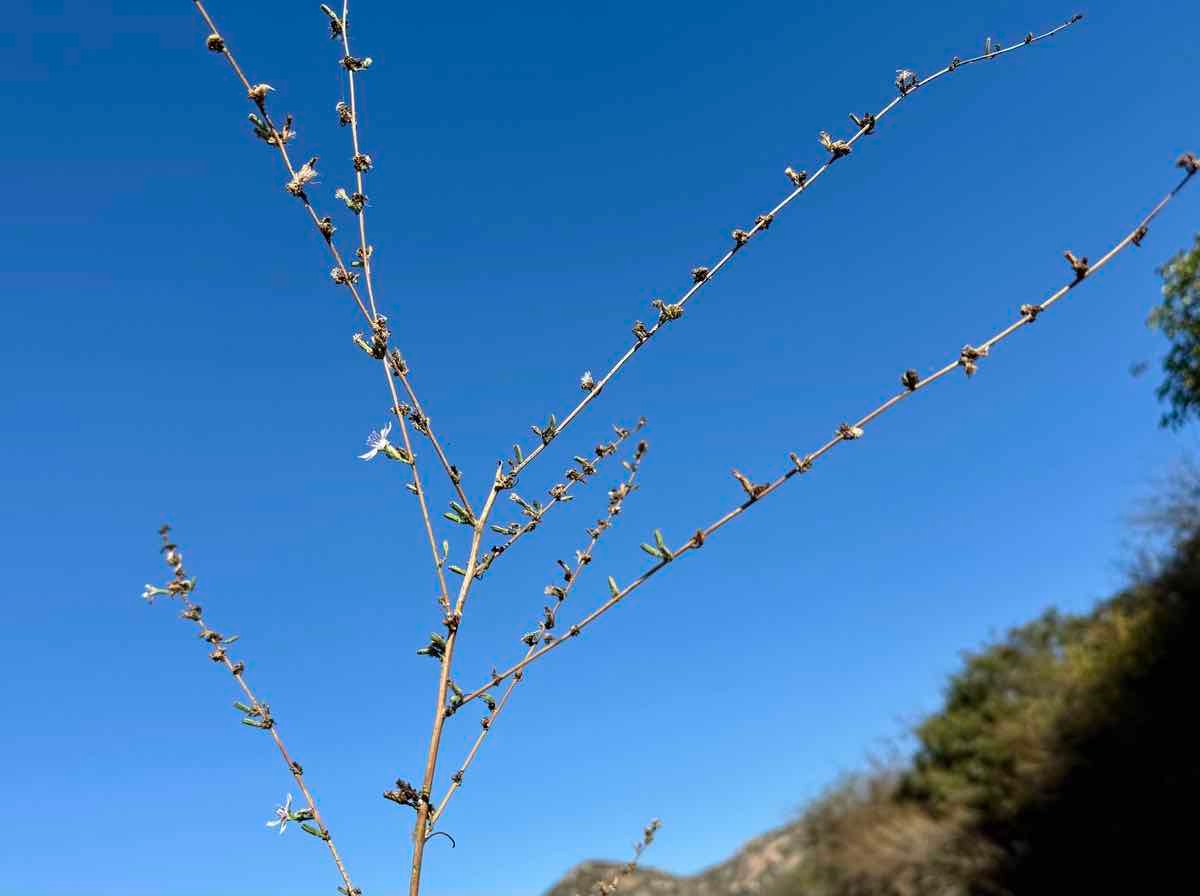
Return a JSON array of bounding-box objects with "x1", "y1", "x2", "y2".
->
[
  {"x1": 545, "y1": 819, "x2": 807, "y2": 896},
  {"x1": 544, "y1": 482, "x2": 1200, "y2": 896}
]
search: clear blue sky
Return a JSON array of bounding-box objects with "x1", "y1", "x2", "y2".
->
[{"x1": 1, "y1": 1, "x2": 1197, "y2": 894}]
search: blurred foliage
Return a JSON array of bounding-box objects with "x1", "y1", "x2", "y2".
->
[
  {"x1": 767, "y1": 474, "x2": 1200, "y2": 895},
  {"x1": 1148, "y1": 234, "x2": 1200, "y2": 428}
]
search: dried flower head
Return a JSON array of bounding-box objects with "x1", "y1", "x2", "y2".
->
[
  {"x1": 383, "y1": 779, "x2": 421, "y2": 809},
  {"x1": 1020, "y1": 303, "x2": 1042, "y2": 321},
  {"x1": 335, "y1": 187, "x2": 367, "y2": 213},
  {"x1": 353, "y1": 153, "x2": 373, "y2": 172},
  {"x1": 247, "y1": 83, "x2": 273, "y2": 103},
  {"x1": 837, "y1": 422, "x2": 864, "y2": 440},
  {"x1": 632, "y1": 320, "x2": 651, "y2": 343},
  {"x1": 900, "y1": 368, "x2": 920, "y2": 390},
  {"x1": 959, "y1": 343, "x2": 989, "y2": 376},
  {"x1": 895, "y1": 69, "x2": 919, "y2": 95},
  {"x1": 331, "y1": 266, "x2": 359, "y2": 286},
  {"x1": 849, "y1": 112, "x2": 876, "y2": 134},
  {"x1": 1177, "y1": 152, "x2": 1200, "y2": 175},
  {"x1": 691, "y1": 266, "x2": 710, "y2": 284},
  {"x1": 1063, "y1": 250, "x2": 1089, "y2": 281},
  {"x1": 732, "y1": 229, "x2": 750, "y2": 247},
  {"x1": 285, "y1": 156, "x2": 319, "y2": 197},
  {"x1": 651, "y1": 299, "x2": 683, "y2": 322},
  {"x1": 336, "y1": 101, "x2": 354, "y2": 126},
  {"x1": 818, "y1": 130, "x2": 851, "y2": 159},
  {"x1": 319, "y1": 4, "x2": 344, "y2": 39},
  {"x1": 784, "y1": 166, "x2": 808, "y2": 187},
  {"x1": 341, "y1": 55, "x2": 373, "y2": 72},
  {"x1": 580, "y1": 371, "x2": 597, "y2": 391},
  {"x1": 205, "y1": 33, "x2": 225, "y2": 52}
]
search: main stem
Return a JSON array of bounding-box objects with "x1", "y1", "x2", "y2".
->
[{"x1": 408, "y1": 471, "x2": 503, "y2": 896}]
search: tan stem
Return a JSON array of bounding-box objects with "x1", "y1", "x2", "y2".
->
[
  {"x1": 460, "y1": 168, "x2": 1195, "y2": 703},
  {"x1": 502, "y1": 15, "x2": 1083, "y2": 481}
]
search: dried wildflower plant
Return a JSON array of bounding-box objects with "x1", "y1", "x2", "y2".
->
[{"x1": 139, "y1": 5, "x2": 1193, "y2": 896}]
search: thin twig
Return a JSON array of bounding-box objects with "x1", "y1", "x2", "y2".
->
[
  {"x1": 406, "y1": 22, "x2": 1086, "y2": 891},
  {"x1": 395, "y1": 365, "x2": 475, "y2": 515},
  {"x1": 328, "y1": 2, "x2": 475, "y2": 511},
  {"x1": 192, "y1": 1, "x2": 373, "y2": 325},
  {"x1": 144, "y1": 526, "x2": 361, "y2": 896},
  {"x1": 459, "y1": 162, "x2": 1196, "y2": 704},
  {"x1": 475, "y1": 417, "x2": 647, "y2": 580},
  {"x1": 336, "y1": 1, "x2": 378, "y2": 320},
  {"x1": 407, "y1": 470, "x2": 504, "y2": 896},
  {"x1": 430, "y1": 440, "x2": 648, "y2": 825},
  {"x1": 195, "y1": 1, "x2": 471, "y2": 518},
  {"x1": 500, "y1": 14, "x2": 1084, "y2": 481},
  {"x1": 591, "y1": 819, "x2": 663, "y2": 896},
  {"x1": 380, "y1": 360, "x2": 453, "y2": 611}
]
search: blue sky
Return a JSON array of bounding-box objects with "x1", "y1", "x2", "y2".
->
[{"x1": 1, "y1": 0, "x2": 1197, "y2": 894}]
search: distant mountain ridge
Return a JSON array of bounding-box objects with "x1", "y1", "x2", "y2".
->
[{"x1": 543, "y1": 819, "x2": 806, "y2": 896}]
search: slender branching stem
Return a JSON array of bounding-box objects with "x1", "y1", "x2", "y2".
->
[
  {"x1": 194, "y1": 1, "x2": 470, "y2": 518},
  {"x1": 431, "y1": 442, "x2": 648, "y2": 825},
  {"x1": 406, "y1": 20, "x2": 1084, "y2": 864},
  {"x1": 396, "y1": 367, "x2": 475, "y2": 515},
  {"x1": 337, "y1": 1, "x2": 378, "y2": 320},
  {"x1": 500, "y1": 15, "x2": 1084, "y2": 481},
  {"x1": 408, "y1": 470, "x2": 503, "y2": 896},
  {"x1": 477, "y1": 418, "x2": 646, "y2": 580},
  {"x1": 329, "y1": 2, "x2": 474, "y2": 512},
  {"x1": 192, "y1": 1, "x2": 373, "y2": 325},
  {"x1": 381, "y1": 360, "x2": 452, "y2": 611},
  {"x1": 590, "y1": 819, "x2": 662, "y2": 896},
  {"x1": 459, "y1": 165, "x2": 1196, "y2": 704},
  {"x1": 145, "y1": 527, "x2": 360, "y2": 896}
]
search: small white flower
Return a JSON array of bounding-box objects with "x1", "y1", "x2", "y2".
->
[
  {"x1": 266, "y1": 794, "x2": 293, "y2": 834},
  {"x1": 359, "y1": 422, "x2": 393, "y2": 460},
  {"x1": 142, "y1": 584, "x2": 170, "y2": 603},
  {"x1": 580, "y1": 371, "x2": 596, "y2": 392}
]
